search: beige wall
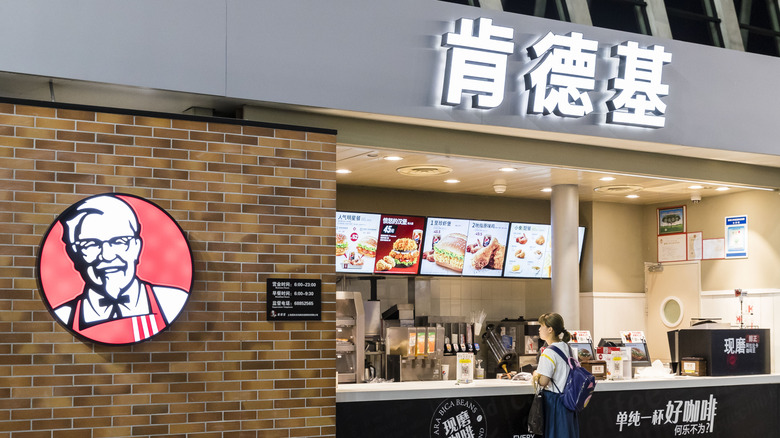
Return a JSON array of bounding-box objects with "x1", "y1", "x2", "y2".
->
[
  {"x1": 590, "y1": 201, "x2": 646, "y2": 293},
  {"x1": 644, "y1": 190, "x2": 780, "y2": 291}
]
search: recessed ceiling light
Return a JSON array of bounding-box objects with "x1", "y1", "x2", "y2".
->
[
  {"x1": 336, "y1": 169, "x2": 352, "y2": 174},
  {"x1": 688, "y1": 185, "x2": 704, "y2": 190},
  {"x1": 444, "y1": 179, "x2": 460, "y2": 184},
  {"x1": 716, "y1": 187, "x2": 730, "y2": 191},
  {"x1": 384, "y1": 155, "x2": 404, "y2": 161},
  {"x1": 599, "y1": 176, "x2": 616, "y2": 182},
  {"x1": 541, "y1": 188, "x2": 552, "y2": 192},
  {"x1": 499, "y1": 167, "x2": 517, "y2": 172},
  {"x1": 626, "y1": 194, "x2": 639, "y2": 199}
]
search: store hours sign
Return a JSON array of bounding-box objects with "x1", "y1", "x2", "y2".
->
[
  {"x1": 440, "y1": 17, "x2": 672, "y2": 128},
  {"x1": 266, "y1": 279, "x2": 322, "y2": 321}
]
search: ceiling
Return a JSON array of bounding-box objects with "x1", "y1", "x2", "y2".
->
[{"x1": 336, "y1": 145, "x2": 761, "y2": 205}]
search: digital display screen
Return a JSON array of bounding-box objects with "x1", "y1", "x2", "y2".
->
[
  {"x1": 419, "y1": 217, "x2": 469, "y2": 276},
  {"x1": 373, "y1": 214, "x2": 425, "y2": 275},
  {"x1": 462, "y1": 220, "x2": 510, "y2": 277},
  {"x1": 335, "y1": 211, "x2": 381, "y2": 274},
  {"x1": 503, "y1": 223, "x2": 585, "y2": 279}
]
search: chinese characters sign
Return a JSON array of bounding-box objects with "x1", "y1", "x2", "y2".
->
[
  {"x1": 440, "y1": 17, "x2": 672, "y2": 128},
  {"x1": 267, "y1": 279, "x2": 322, "y2": 321},
  {"x1": 616, "y1": 395, "x2": 717, "y2": 436}
]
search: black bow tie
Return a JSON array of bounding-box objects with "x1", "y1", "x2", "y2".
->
[{"x1": 99, "y1": 294, "x2": 131, "y2": 320}]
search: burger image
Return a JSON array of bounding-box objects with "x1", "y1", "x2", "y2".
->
[
  {"x1": 336, "y1": 233, "x2": 348, "y2": 256},
  {"x1": 356, "y1": 236, "x2": 377, "y2": 258},
  {"x1": 433, "y1": 233, "x2": 466, "y2": 272},
  {"x1": 389, "y1": 237, "x2": 419, "y2": 267}
]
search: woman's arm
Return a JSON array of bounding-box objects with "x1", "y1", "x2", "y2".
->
[{"x1": 532, "y1": 371, "x2": 551, "y2": 389}]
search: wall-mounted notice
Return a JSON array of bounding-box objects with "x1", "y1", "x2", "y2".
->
[
  {"x1": 657, "y1": 233, "x2": 686, "y2": 262},
  {"x1": 267, "y1": 279, "x2": 322, "y2": 321},
  {"x1": 725, "y1": 215, "x2": 748, "y2": 259},
  {"x1": 687, "y1": 232, "x2": 703, "y2": 260},
  {"x1": 703, "y1": 238, "x2": 725, "y2": 260}
]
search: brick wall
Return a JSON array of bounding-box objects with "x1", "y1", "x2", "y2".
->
[{"x1": 0, "y1": 101, "x2": 337, "y2": 437}]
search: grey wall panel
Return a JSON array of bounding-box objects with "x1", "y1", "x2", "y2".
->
[
  {"x1": 0, "y1": 0, "x2": 227, "y2": 95},
  {"x1": 1, "y1": 0, "x2": 779, "y2": 158}
]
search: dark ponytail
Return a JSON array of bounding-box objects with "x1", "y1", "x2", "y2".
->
[{"x1": 538, "y1": 312, "x2": 570, "y2": 343}]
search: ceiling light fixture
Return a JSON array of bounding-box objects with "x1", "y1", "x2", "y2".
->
[
  {"x1": 626, "y1": 194, "x2": 639, "y2": 199},
  {"x1": 688, "y1": 185, "x2": 704, "y2": 190},
  {"x1": 541, "y1": 188, "x2": 552, "y2": 192},
  {"x1": 444, "y1": 179, "x2": 460, "y2": 184},
  {"x1": 716, "y1": 187, "x2": 730, "y2": 191},
  {"x1": 499, "y1": 167, "x2": 517, "y2": 172},
  {"x1": 383, "y1": 155, "x2": 403, "y2": 161},
  {"x1": 336, "y1": 169, "x2": 352, "y2": 174},
  {"x1": 599, "y1": 176, "x2": 616, "y2": 182}
]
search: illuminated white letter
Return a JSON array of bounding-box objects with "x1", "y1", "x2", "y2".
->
[
  {"x1": 524, "y1": 32, "x2": 598, "y2": 117},
  {"x1": 607, "y1": 42, "x2": 672, "y2": 128},
  {"x1": 441, "y1": 17, "x2": 514, "y2": 109}
]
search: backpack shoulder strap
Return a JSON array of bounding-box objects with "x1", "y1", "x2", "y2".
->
[{"x1": 548, "y1": 345, "x2": 575, "y2": 370}]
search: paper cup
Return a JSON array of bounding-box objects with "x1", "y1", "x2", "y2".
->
[{"x1": 441, "y1": 364, "x2": 449, "y2": 380}]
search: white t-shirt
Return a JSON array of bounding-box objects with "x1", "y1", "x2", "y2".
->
[{"x1": 537, "y1": 341, "x2": 572, "y2": 393}]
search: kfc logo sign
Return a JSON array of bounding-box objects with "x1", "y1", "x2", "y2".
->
[{"x1": 37, "y1": 193, "x2": 193, "y2": 345}]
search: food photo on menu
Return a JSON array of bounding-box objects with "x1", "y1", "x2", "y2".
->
[
  {"x1": 621, "y1": 331, "x2": 650, "y2": 362},
  {"x1": 373, "y1": 214, "x2": 425, "y2": 274},
  {"x1": 503, "y1": 223, "x2": 551, "y2": 278},
  {"x1": 419, "y1": 218, "x2": 469, "y2": 276},
  {"x1": 335, "y1": 211, "x2": 381, "y2": 274},
  {"x1": 462, "y1": 220, "x2": 510, "y2": 277}
]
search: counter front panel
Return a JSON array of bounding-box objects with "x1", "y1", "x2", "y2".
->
[{"x1": 337, "y1": 376, "x2": 780, "y2": 437}]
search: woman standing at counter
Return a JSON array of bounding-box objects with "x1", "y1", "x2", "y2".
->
[{"x1": 532, "y1": 313, "x2": 579, "y2": 438}]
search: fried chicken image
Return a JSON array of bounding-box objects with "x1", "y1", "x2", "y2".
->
[{"x1": 471, "y1": 238, "x2": 499, "y2": 270}]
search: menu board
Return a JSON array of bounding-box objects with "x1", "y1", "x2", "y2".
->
[
  {"x1": 620, "y1": 330, "x2": 650, "y2": 363},
  {"x1": 504, "y1": 223, "x2": 551, "y2": 278},
  {"x1": 570, "y1": 330, "x2": 595, "y2": 362},
  {"x1": 462, "y1": 220, "x2": 510, "y2": 277},
  {"x1": 503, "y1": 224, "x2": 585, "y2": 279},
  {"x1": 336, "y1": 211, "x2": 381, "y2": 274},
  {"x1": 374, "y1": 214, "x2": 425, "y2": 274},
  {"x1": 419, "y1": 217, "x2": 470, "y2": 276}
]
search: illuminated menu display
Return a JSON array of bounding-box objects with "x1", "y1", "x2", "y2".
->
[
  {"x1": 504, "y1": 223, "x2": 585, "y2": 279},
  {"x1": 419, "y1": 217, "x2": 469, "y2": 276},
  {"x1": 336, "y1": 212, "x2": 381, "y2": 274},
  {"x1": 374, "y1": 214, "x2": 425, "y2": 275},
  {"x1": 462, "y1": 220, "x2": 510, "y2": 277}
]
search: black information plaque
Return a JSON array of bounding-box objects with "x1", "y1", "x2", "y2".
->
[{"x1": 266, "y1": 278, "x2": 321, "y2": 321}]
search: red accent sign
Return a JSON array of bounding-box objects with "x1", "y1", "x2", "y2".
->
[{"x1": 37, "y1": 193, "x2": 193, "y2": 345}]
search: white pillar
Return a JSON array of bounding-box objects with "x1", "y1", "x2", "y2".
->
[{"x1": 551, "y1": 184, "x2": 580, "y2": 329}]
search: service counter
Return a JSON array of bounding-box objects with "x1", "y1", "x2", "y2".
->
[{"x1": 337, "y1": 374, "x2": 780, "y2": 437}]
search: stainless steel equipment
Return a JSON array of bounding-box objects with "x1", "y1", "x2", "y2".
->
[
  {"x1": 482, "y1": 319, "x2": 540, "y2": 376},
  {"x1": 482, "y1": 324, "x2": 517, "y2": 375},
  {"x1": 336, "y1": 291, "x2": 365, "y2": 383},
  {"x1": 385, "y1": 326, "x2": 444, "y2": 381}
]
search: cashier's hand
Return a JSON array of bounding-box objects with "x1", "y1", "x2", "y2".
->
[{"x1": 532, "y1": 371, "x2": 540, "y2": 389}]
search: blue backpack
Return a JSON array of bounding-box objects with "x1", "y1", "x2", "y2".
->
[{"x1": 548, "y1": 345, "x2": 597, "y2": 412}]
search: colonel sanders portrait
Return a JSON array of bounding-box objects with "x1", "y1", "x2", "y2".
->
[{"x1": 51, "y1": 195, "x2": 189, "y2": 343}]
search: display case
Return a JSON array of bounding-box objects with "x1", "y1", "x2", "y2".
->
[{"x1": 336, "y1": 291, "x2": 365, "y2": 383}]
